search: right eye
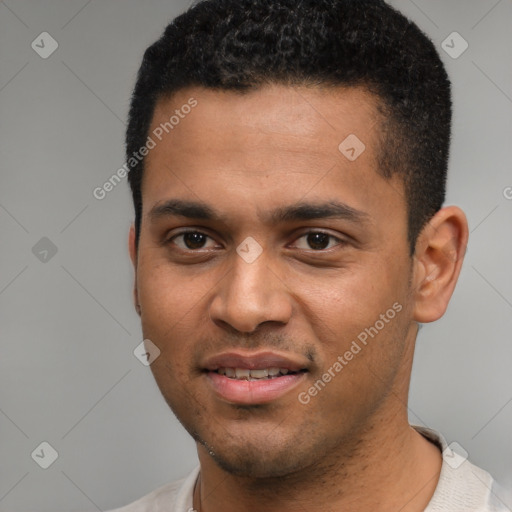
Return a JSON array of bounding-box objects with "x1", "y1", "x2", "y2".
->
[{"x1": 166, "y1": 230, "x2": 220, "y2": 251}]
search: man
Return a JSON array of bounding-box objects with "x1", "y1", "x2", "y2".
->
[{"x1": 111, "y1": 0, "x2": 507, "y2": 510}]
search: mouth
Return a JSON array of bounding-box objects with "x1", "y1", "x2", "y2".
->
[
  {"x1": 213, "y1": 367, "x2": 306, "y2": 381},
  {"x1": 202, "y1": 351, "x2": 309, "y2": 405}
]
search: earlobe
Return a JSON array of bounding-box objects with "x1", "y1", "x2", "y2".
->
[
  {"x1": 128, "y1": 224, "x2": 141, "y2": 316},
  {"x1": 411, "y1": 206, "x2": 468, "y2": 323}
]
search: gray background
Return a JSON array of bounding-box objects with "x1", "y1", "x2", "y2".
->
[{"x1": 0, "y1": 0, "x2": 511, "y2": 510}]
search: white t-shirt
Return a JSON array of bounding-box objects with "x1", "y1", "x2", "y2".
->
[{"x1": 107, "y1": 426, "x2": 509, "y2": 512}]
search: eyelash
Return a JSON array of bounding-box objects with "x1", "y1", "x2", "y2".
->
[{"x1": 166, "y1": 229, "x2": 345, "y2": 253}]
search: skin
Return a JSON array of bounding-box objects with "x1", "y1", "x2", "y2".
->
[{"x1": 128, "y1": 84, "x2": 469, "y2": 512}]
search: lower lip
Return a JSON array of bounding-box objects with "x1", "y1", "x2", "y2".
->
[{"x1": 206, "y1": 371, "x2": 307, "y2": 405}]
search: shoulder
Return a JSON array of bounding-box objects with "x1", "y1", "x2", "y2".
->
[
  {"x1": 107, "y1": 480, "x2": 184, "y2": 512},
  {"x1": 428, "y1": 457, "x2": 508, "y2": 512},
  {"x1": 413, "y1": 425, "x2": 509, "y2": 512},
  {"x1": 107, "y1": 466, "x2": 199, "y2": 512}
]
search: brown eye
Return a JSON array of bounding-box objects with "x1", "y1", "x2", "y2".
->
[
  {"x1": 293, "y1": 231, "x2": 343, "y2": 251},
  {"x1": 183, "y1": 232, "x2": 207, "y2": 249},
  {"x1": 169, "y1": 231, "x2": 217, "y2": 250},
  {"x1": 306, "y1": 232, "x2": 330, "y2": 250}
]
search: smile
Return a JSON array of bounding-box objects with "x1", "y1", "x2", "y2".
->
[
  {"x1": 201, "y1": 350, "x2": 310, "y2": 404},
  {"x1": 214, "y1": 367, "x2": 303, "y2": 380}
]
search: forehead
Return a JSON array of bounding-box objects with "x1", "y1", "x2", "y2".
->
[
  {"x1": 149, "y1": 84, "x2": 381, "y2": 163},
  {"x1": 142, "y1": 84, "x2": 406, "y2": 232}
]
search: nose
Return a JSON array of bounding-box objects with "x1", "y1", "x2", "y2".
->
[{"x1": 208, "y1": 250, "x2": 293, "y2": 333}]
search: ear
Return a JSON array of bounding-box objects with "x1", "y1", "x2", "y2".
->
[
  {"x1": 128, "y1": 223, "x2": 141, "y2": 316},
  {"x1": 411, "y1": 206, "x2": 469, "y2": 323}
]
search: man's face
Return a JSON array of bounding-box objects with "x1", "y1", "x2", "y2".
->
[{"x1": 132, "y1": 84, "x2": 417, "y2": 478}]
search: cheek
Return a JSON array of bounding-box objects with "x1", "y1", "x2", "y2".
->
[
  {"x1": 302, "y1": 262, "x2": 409, "y2": 385},
  {"x1": 136, "y1": 262, "x2": 203, "y2": 366},
  {"x1": 300, "y1": 290, "x2": 409, "y2": 429},
  {"x1": 137, "y1": 257, "x2": 212, "y2": 322},
  {"x1": 306, "y1": 262, "x2": 403, "y2": 332}
]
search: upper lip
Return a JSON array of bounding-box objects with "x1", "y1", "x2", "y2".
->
[{"x1": 202, "y1": 350, "x2": 310, "y2": 372}]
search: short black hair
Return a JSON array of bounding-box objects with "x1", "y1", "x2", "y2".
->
[{"x1": 126, "y1": 0, "x2": 452, "y2": 255}]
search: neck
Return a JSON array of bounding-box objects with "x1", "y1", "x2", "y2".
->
[{"x1": 194, "y1": 332, "x2": 442, "y2": 512}]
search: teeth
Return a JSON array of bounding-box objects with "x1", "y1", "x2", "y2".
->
[
  {"x1": 250, "y1": 369, "x2": 268, "y2": 378},
  {"x1": 235, "y1": 368, "x2": 250, "y2": 379},
  {"x1": 216, "y1": 367, "x2": 295, "y2": 380}
]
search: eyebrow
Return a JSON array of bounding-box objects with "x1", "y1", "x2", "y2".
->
[{"x1": 148, "y1": 198, "x2": 370, "y2": 225}]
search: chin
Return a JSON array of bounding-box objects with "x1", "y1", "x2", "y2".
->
[
  {"x1": 208, "y1": 445, "x2": 308, "y2": 479},
  {"x1": 158, "y1": 379, "x2": 339, "y2": 479},
  {"x1": 191, "y1": 427, "x2": 316, "y2": 479}
]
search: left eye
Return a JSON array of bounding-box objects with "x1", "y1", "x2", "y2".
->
[
  {"x1": 293, "y1": 231, "x2": 343, "y2": 251},
  {"x1": 170, "y1": 231, "x2": 218, "y2": 250}
]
